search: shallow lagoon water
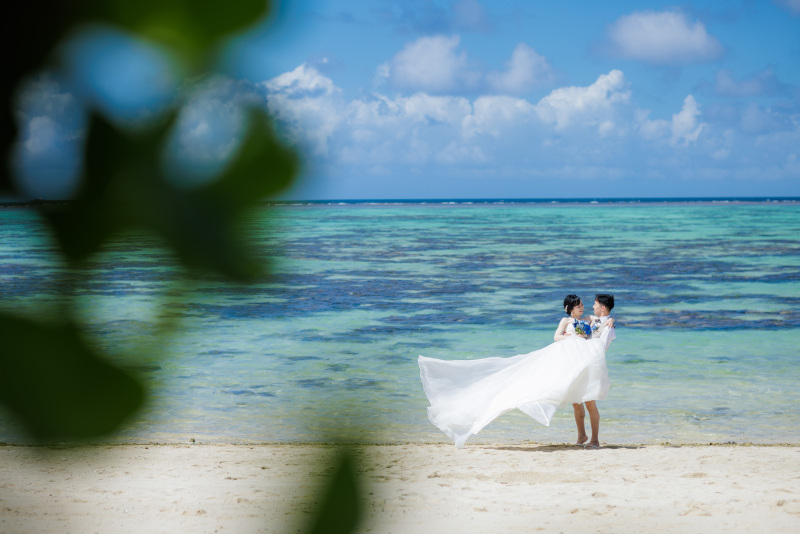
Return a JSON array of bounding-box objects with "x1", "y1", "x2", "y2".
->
[{"x1": 1, "y1": 201, "x2": 799, "y2": 444}]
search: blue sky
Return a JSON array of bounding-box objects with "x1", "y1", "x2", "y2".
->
[{"x1": 12, "y1": 0, "x2": 800, "y2": 199}]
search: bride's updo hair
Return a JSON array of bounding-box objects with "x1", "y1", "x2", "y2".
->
[{"x1": 563, "y1": 294, "x2": 581, "y2": 315}]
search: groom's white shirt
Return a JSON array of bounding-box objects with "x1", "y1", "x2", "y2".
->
[{"x1": 591, "y1": 315, "x2": 616, "y2": 350}]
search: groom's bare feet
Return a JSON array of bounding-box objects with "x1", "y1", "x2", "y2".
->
[
  {"x1": 585, "y1": 440, "x2": 600, "y2": 449},
  {"x1": 576, "y1": 434, "x2": 589, "y2": 445}
]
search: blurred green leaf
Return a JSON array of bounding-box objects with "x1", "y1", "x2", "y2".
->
[
  {"x1": 44, "y1": 112, "x2": 172, "y2": 260},
  {"x1": 5, "y1": 0, "x2": 273, "y2": 195},
  {"x1": 0, "y1": 312, "x2": 144, "y2": 440},
  {"x1": 152, "y1": 106, "x2": 298, "y2": 278},
  {"x1": 144, "y1": 184, "x2": 264, "y2": 279},
  {"x1": 4, "y1": 0, "x2": 298, "y2": 448},
  {"x1": 45, "y1": 108, "x2": 297, "y2": 280},
  {"x1": 204, "y1": 106, "x2": 300, "y2": 207},
  {"x1": 306, "y1": 450, "x2": 362, "y2": 534}
]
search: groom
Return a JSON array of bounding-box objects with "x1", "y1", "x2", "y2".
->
[
  {"x1": 573, "y1": 293, "x2": 615, "y2": 449},
  {"x1": 590, "y1": 294, "x2": 616, "y2": 349}
]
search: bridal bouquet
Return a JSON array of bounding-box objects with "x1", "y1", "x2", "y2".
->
[{"x1": 572, "y1": 320, "x2": 593, "y2": 338}]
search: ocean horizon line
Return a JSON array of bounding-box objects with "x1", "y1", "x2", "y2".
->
[
  {"x1": 262, "y1": 196, "x2": 800, "y2": 205},
  {"x1": 5, "y1": 196, "x2": 799, "y2": 207}
]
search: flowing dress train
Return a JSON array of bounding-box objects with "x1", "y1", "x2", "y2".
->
[{"x1": 418, "y1": 323, "x2": 611, "y2": 447}]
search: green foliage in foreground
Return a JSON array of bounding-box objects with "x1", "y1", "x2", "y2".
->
[
  {"x1": 4, "y1": 1, "x2": 363, "y2": 532},
  {"x1": 4, "y1": 0, "x2": 296, "y2": 441},
  {"x1": 0, "y1": 313, "x2": 143, "y2": 440},
  {"x1": 306, "y1": 451, "x2": 363, "y2": 534}
]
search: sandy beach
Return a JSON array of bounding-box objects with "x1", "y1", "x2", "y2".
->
[{"x1": 1, "y1": 442, "x2": 798, "y2": 533}]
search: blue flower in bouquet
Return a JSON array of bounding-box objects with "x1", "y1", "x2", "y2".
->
[{"x1": 572, "y1": 320, "x2": 592, "y2": 338}]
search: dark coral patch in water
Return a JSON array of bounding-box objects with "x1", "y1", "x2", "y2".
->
[
  {"x1": 296, "y1": 378, "x2": 332, "y2": 388},
  {"x1": 223, "y1": 388, "x2": 276, "y2": 397}
]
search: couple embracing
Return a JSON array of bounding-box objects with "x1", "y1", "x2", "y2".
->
[{"x1": 419, "y1": 294, "x2": 616, "y2": 448}]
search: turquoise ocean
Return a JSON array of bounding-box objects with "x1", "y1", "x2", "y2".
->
[{"x1": 1, "y1": 199, "x2": 799, "y2": 445}]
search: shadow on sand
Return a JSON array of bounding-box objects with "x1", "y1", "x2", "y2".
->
[{"x1": 486, "y1": 443, "x2": 643, "y2": 453}]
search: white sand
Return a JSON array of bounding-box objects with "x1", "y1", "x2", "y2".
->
[{"x1": 1, "y1": 443, "x2": 799, "y2": 533}]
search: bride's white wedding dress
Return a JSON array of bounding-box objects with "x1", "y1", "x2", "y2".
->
[{"x1": 419, "y1": 321, "x2": 612, "y2": 447}]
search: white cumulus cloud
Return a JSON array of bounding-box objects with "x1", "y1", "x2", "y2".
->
[
  {"x1": 344, "y1": 93, "x2": 474, "y2": 165},
  {"x1": 377, "y1": 35, "x2": 477, "y2": 93},
  {"x1": 378, "y1": 36, "x2": 558, "y2": 96},
  {"x1": 606, "y1": 10, "x2": 724, "y2": 64},
  {"x1": 534, "y1": 70, "x2": 631, "y2": 133},
  {"x1": 254, "y1": 61, "x2": 800, "y2": 193},
  {"x1": 487, "y1": 43, "x2": 556, "y2": 94},
  {"x1": 264, "y1": 65, "x2": 481, "y2": 168},
  {"x1": 346, "y1": 93, "x2": 471, "y2": 132},
  {"x1": 638, "y1": 95, "x2": 706, "y2": 146},
  {"x1": 264, "y1": 62, "x2": 340, "y2": 98},
  {"x1": 671, "y1": 95, "x2": 706, "y2": 145},
  {"x1": 463, "y1": 95, "x2": 535, "y2": 137},
  {"x1": 263, "y1": 64, "x2": 345, "y2": 156}
]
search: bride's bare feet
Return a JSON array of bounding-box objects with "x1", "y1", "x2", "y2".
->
[
  {"x1": 576, "y1": 434, "x2": 589, "y2": 445},
  {"x1": 585, "y1": 441, "x2": 600, "y2": 449}
]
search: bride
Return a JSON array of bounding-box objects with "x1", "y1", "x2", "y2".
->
[{"x1": 418, "y1": 294, "x2": 615, "y2": 448}]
